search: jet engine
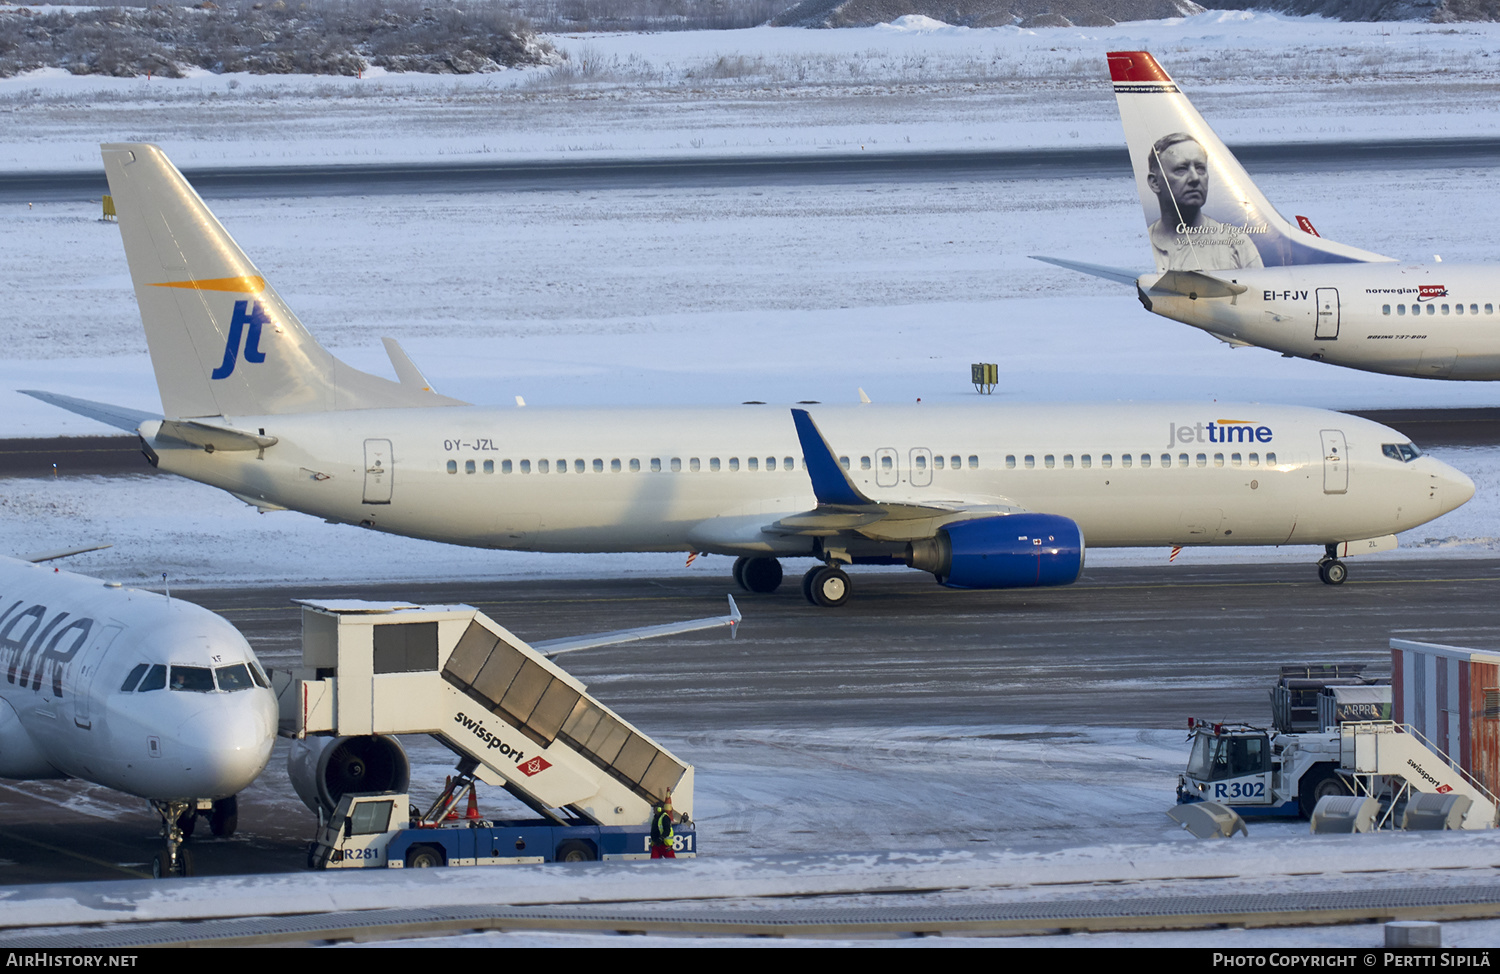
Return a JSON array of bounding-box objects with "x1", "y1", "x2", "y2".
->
[
  {"x1": 906, "y1": 513, "x2": 1084, "y2": 589},
  {"x1": 287, "y1": 735, "x2": 410, "y2": 818}
]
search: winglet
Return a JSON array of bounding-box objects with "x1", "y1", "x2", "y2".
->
[
  {"x1": 791, "y1": 409, "x2": 870, "y2": 507},
  {"x1": 381, "y1": 337, "x2": 442, "y2": 394},
  {"x1": 727, "y1": 594, "x2": 740, "y2": 639}
]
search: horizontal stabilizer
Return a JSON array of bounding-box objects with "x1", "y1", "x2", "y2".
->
[
  {"x1": 1147, "y1": 270, "x2": 1248, "y2": 299},
  {"x1": 1031, "y1": 256, "x2": 1146, "y2": 286},
  {"x1": 156, "y1": 420, "x2": 278, "y2": 452},
  {"x1": 18, "y1": 544, "x2": 112, "y2": 564},
  {"x1": 532, "y1": 595, "x2": 741, "y2": 657},
  {"x1": 20, "y1": 390, "x2": 159, "y2": 433}
]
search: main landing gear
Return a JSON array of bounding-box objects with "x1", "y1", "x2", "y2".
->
[
  {"x1": 1317, "y1": 544, "x2": 1348, "y2": 586},
  {"x1": 732, "y1": 556, "x2": 852, "y2": 607},
  {"x1": 732, "y1": 556, "x2": 783, "y2": 594}
]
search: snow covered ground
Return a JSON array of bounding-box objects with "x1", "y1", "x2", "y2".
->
[{"x1": 6, "y1": 12, "x2": 1500, "y2": 946}]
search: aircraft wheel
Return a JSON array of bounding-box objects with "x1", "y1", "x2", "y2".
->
[
  {"x1": 801, "y1": 566, "x2": 822, "y2": 604},
  {"x1": 556, "y1": 839, "x2": 597, "y2": 863},
  {"x1": 209, "y1": 796, "x2": 238, "y2": 838},
  {"x1": 1319, "y1": 560, "x2": 1348, "y2": 585},
  {"x1": 731, "y1": 556, "x2": 749, "y2": 591},
  {"x1": 741, "y1": 557, "x2": 783, "y2": 594},
  {"x1": 152, "y1": 848, "x2": 193, "y2": 878},
  {"x1": 405, "y1": 845, "x2": 445, "y2": 868},
  {"x1": 808, "y1": 566, "x2": 851, "y2": 608}
]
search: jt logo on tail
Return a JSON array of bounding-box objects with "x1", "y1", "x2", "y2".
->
[{"x1": 212, "y1": 300, "x2": 271, "y2": 380}]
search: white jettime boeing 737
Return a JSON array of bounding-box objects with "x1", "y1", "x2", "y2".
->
[
  {"x1": 0, "y1": 551, "x2": 276, "y2": 877},
  {"x1": 26, "y1": 145, "x2": 1476, "y2": 606},
  {"x1": 1037, "y1": 51, "x2": 1500, "y2": 381}
]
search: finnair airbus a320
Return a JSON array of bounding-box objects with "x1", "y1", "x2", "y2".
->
[
  {"x1": 1038, "y1": 51, "x2": 1500, "y2": 381},
  {"x1": 0, "y1": 551, "x2": 276, "y2": 877},
  {"x1": 29, "y1": 144, "x2": 1475, "y2": 605}
]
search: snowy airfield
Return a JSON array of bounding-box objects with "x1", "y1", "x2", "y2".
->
[{"x1": 7, "y1": 10, "x2": 1500, "y2": 947}]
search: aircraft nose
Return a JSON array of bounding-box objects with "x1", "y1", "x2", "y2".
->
[
  {"x1": 177, "y1": 691, "x2": 276, "y2": 796},
  {"x1": 1429, "y1": 457, "x2": 1476, "y2": 516}
]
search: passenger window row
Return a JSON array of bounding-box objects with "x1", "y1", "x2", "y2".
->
[
  {"x1": 1383, "y1": 303, "x2": 1493, "y2": 316},
  {"x1": 449, "y1": 456, "x2": 805, "y2": 475},
  {"x1": 1003, "y1": 452, "x2": 1275, "y2": 469},
  {"x1": 447, "y1": 454, "x2": 985, "y2": 475}
]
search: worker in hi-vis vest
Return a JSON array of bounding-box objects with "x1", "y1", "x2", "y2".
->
[{"x1": 650, "y1": 794, "x2": 676, "y2": 859}]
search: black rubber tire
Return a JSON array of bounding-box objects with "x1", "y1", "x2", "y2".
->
[
  {"x1": 153, "y1": 848, "x2": 193, "y2": 878},
  {"x1": 1299, "y1": 767, "x2": 1348, "y2": 818},
  {"x1": 1323, "y1": 560, "x2": 1348, "y2": 585},
  {"x1": 209, "y1": 796, "x2": 238, "y2": 838},
  {"x1": 801, "y1": 566, "x2": 822, "y2": 605},
  {"x1": 556, "y1": 839, "x2": 597, "y2": 863},
  {"x1": 406, "y1": 845, "x2": 444, "y2": 868},
  {"x1": 741, "y1": 557, "x2": 783, "y2": 594},
  {"x1": 731, "y1": 556, "x2": 749, "y2": 591},
  {"x1": 809, "y1": 566, "x2": 851, "y2": 608}
]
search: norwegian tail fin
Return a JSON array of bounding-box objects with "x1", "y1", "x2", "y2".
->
[
  {"x1": 101, "y1": 144, "x2": 464, "y2": 420},
  {"x1": 1106, "y1": 52, "x2": 1391, "y2": 273}
]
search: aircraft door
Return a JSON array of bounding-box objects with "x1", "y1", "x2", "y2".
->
[
  {"x1": 1320, "y1": 430, "x2": 1348, "y2": 495},
  {"x1": 363, "y1": 439, "x2": 393, "y2": 504},
  {"x1": 73, "y1": 624, "x2": 123, "y2": 730},
  {"x1": 875, "y1": 448, "x2": 899, "y2": 488},
  {"x1": 1315, "y1": 288, "x2": 1340, "y2": 340},
  {"x1": 909, "y1": 448, "x2": 932, "y2": 487}
]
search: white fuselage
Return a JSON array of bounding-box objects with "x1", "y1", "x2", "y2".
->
[
  {"x1": 0, "y1": 557, "x2": 276, "y2": 801},
  {"x1": 145, "y1": 401, "x2": 1473, "y2": 558},
  {"x1": 1145, "y1": 263, "x2": 1500, "y2": 379}
]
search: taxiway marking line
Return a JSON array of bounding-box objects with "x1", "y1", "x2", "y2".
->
[{"x1": 0, "y1": 826, "x2": 150, "y2": 879}]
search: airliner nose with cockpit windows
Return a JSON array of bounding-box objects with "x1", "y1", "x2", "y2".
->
[
  {"x1": 23, "y1": 143, "x2": 1478, "y2": 606},
  {"x1": 0, "y1": 553, "x2": 277, "y2": 877},
  {"x1": 1035, "y1": 51, "x2": 1500, "y2": 381}
]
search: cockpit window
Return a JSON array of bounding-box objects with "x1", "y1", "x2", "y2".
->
[
  {"x1": 138, "y1": 664, "x2": 166, "y2": 692},
  {"x1": 169, "y1": 666, "x2": 215, "y2": 692},
  {"x1": 120, "y1": 663, "x2": 149, "y2": 693},
  {"x1": 1382, "y1": 443, "x2": 1423, "y2": 463},
  {"x1": 249, "y1": 662, "x2": 271, "y2": 689},
  {"x1": 215, "y1": 664, "x2": 254, "y2": 691}
]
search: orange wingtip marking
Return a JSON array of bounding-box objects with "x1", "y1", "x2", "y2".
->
[{"x1": 149, "y1": 275, "x2": 265, "y2": 293}]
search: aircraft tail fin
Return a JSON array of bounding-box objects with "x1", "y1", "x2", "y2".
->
[
  {"x1": 1107, "y1": 52, "x2": 1391, "y2": 272},
  {"x1": 100, "y1": 144, "x2": 465, "y2": 420}
]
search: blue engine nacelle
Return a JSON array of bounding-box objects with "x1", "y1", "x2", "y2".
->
[{"x1": 905, "y1": 513, "x2": 1084, "y2": 589}]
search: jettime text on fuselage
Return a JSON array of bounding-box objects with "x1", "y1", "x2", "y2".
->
[{"x1": 1168, "y1": 421, "x2": 1273, "y2": 449}]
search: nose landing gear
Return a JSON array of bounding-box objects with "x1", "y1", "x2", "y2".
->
[
  {"x1": 150, "y1": 799, "x2": 194, "y2": 878},
  {"x1": 1318, "y1": 544, "x2": 1348, "y2": 585}
]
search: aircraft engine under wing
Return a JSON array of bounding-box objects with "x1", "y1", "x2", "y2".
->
[{"x1": 776, "y1": 409, "x2": 1085, "y2": 588}]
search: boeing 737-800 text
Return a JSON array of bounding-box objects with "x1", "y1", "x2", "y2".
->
[
  {"x1": 1037, "y1": 51, "x2": 1500, "y2": 381},
  {"x1": 27, "y1": 144, "x2": 1475, "y2": 605},
  {"x1": 0, "y1": 552, "x2": 276, "y2": 877}
]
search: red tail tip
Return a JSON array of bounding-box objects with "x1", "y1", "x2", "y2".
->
[{"x1": 1107, "y1": 51, "x2": 1172, "y2": 84}]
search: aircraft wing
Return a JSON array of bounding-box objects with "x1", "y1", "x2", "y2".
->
[
  {"x1": 531, "y1": 595, "x2": 741, "y2": 658},
  {"x1": 20, "y1": 390, "x2": 160, "y2": 433},
  {"x1": 16, "y1": 544, "x2": 112, "y2": 563},
  {"x1": 1031, "y1": 255, "x2": 1146, "y2": 286},
  {"x1": 768, "y1": 410, "x2": 1026, "y2": 543}
]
